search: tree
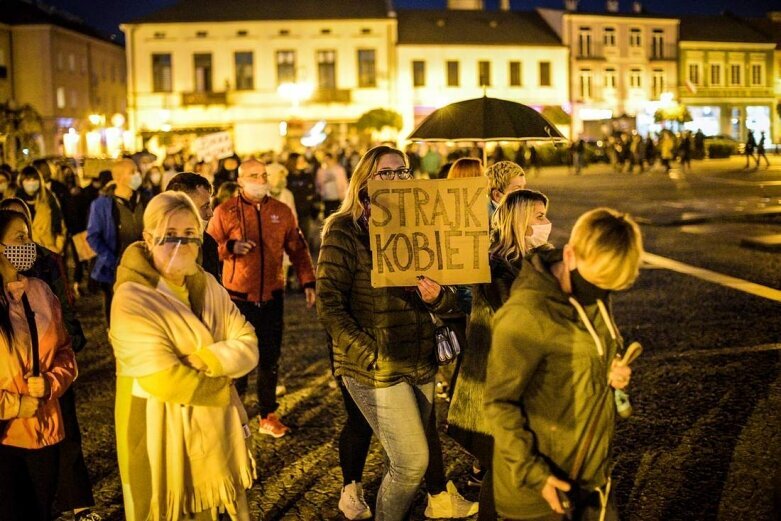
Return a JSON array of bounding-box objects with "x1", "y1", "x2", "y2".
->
[
  {"x1": 0, "y1": 102, "x2": 43, "y2": 168},
  {"x1": 654, "y1": 104, "x2": 692, "y2": 125},
  {"x1": 356, "y1": 108, "x2": 403, "y2": 133}
]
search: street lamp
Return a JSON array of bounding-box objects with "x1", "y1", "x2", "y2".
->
[{"x1": 277, "y1": 81, "x2": 314, "y2": 108}]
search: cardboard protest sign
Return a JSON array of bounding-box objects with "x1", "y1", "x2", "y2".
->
[
  {"x1": 192, "y1": 131, "x2": 234, "y2": 162},
  {"x1": 368, "y1": 177, "x2": 491, "y2": 288}
]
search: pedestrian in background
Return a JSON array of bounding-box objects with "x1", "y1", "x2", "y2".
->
[
  {"x1": 61, "y1": 167, "x2": 91, "y2": 296},
  {"x1": 86, "y1": 158, "x2": 147, "y2": 325},
  {"x1": 316, "y1": 152, "x2": 348, "y2": 218},
  {"x1": 317, "y1": 145, "x2": 466, "y2": 521},
  {"x1": 0, "y1": 165, "x2": 13, "y2": 200},
  {"x1": 421, "y1": 145, "x2": 443, "y2": 179},
  {"x1": 0, "y1": 209, "x2": 77, "y2": 521},
  {"x1": 756, "y1": 131, "x2": 770, "y2": 169},
  {"x1": 214, "y1": 181, "x2": 240, "y2": 208},
  {"x1": 15, "y1": 165, "x2": 66, "y2": 254},
  {"x1": 486, "y1": 208, "x2": 642, "y2": 521},
  {"x1": 166, "y1": 172, "x2": 220, "y2": 282},
  {"x1": 659, "y1": 130, "x2": 675, "y2": 174},
  {"x1": 110, "y1": 192, "x2": 258, "y2": 521},
  {"x1": 285, "y1": 152, "x2": 317, "y2": 247},
  {"x1": 744, "y1": 130, "x2": 757, "y2": 170},
  {"x1": 679, "y1": 131, "x2": 692, "y2": 173},
  {"x1": 208, "y1": 158, "x2": 316, "y2": 438},
  {"x1": 448, "y1": 189, "x2": 553, "y2": 521}
]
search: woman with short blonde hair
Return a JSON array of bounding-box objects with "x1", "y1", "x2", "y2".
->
[
  {"x1": 569, "y1": 207, "x2": 643, "y2": 291},
  {"x1": 485, "y1": 207, "x2": 643, "y2": 521},
  {"x1": 111, "y1": 191, "x2": 258, "y2": 521}
]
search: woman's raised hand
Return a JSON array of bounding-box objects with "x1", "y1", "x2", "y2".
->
[{"x1": 416, "y1": 276, "x2": 442, "y2": 304}]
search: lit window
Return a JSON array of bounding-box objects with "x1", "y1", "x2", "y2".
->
[
  {"x1": 357, "y1": 49, "x2": 376, "y2": 88},
  {"x1": 235, "y1": 52, "x2": 254, "y2": 90},
  {"x1": 509, "y1": 61, "x2": 521, "y2": 87},
  {"x1": 276, "y1": 50, "x2": 296, "y2": 85},
  {"x1": 412, "y1": 60, "x2": 426, "y2": 87},
  {"x1": 478, "y1": 61, "x2": 491, "y2": 87}
]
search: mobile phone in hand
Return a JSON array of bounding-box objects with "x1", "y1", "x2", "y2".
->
[{"x1": 556, "y1": 488, "x2": 574, "y2": 519}]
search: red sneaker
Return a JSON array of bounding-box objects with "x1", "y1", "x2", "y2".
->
[{"x1": 258, "y1": 413, "x2": 290, "y2": 438}]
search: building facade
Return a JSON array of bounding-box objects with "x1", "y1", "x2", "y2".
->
[
  {"x1": 678, "y1": 14, "x2": 776, "y2": 141},
  {"x1": 122, "y1": 0, "x2": 396, "y2": 155},
  {"x1": 538, "y1": 4, "x2": 679, "y2": 138},
  {"x1": 0, "y1": 1, "x2": 126, "y2": 158},
  {"x1": 395, "y1": 9, "x2": 570, "y2": 140}
]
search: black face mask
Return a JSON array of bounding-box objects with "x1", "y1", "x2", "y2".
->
[
  {"x1": 570, "y1": 268, "x2": 610, "y2": 305},
  {"x1": 358, "y1": 188, "x2": 371, "y2": 230}
]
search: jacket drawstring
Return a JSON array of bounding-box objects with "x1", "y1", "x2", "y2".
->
[{"x1": 569, "y1": 297, "x2": 602, "y2": 356}]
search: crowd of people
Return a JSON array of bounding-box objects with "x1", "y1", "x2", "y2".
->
[{"x1": 0, "y1": 142, "x2": 644, "y2": 521}]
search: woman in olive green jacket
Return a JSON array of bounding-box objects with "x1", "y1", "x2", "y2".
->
[
  {"x1": 485, "y1": 208, "x2": 642, "y2": 521},
  {"x1": 317, "y1": 145, "x2": 458, "y2": 521}
]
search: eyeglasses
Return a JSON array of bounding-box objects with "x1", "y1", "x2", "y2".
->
[{"x1": 373, "y1": 167, "x2": 413, "y2": 180}]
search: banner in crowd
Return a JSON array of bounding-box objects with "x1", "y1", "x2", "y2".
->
[
  {"x1": 192, "y1": 131, "x2": 234, "y2": 162},
  {"x1": 368, "y1": 177, "x2": 491, "y2": 288}
]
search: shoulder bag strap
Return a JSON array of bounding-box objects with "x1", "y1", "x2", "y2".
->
[{"x1": 21, "y1": 293, "x2": 40, "y2": 377}]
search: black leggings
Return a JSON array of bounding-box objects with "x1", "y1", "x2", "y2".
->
[{"x1": 0, "y1": 442, "x2": 60, "y2": 521}]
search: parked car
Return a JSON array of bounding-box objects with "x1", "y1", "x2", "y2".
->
[{"x1": 704, "y1": 135, "x2": 743, "y2": 157}]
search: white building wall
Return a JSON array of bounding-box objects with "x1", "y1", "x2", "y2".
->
[
  {"x1": 396, "y1": 44, "x2": 571, "y2": 139},
  {"x1": 124, "y1": 18, "x2": 397, "y2": 154}
]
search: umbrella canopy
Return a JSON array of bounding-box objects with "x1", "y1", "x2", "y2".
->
[{"x1": 408, "y1": 96, "x2": 567, "y2": 143}]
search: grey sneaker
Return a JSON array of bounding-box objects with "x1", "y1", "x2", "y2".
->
[
  {"x1": 338, "y1": 481, "x2": 372, "y2": 520},
  {"x1": 424, "y1": 480, "x2": 479, "y2": 518}
]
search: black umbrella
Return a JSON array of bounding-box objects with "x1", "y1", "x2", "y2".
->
[{"x1": 408, "y1": 96, "x2": 567, "y2": 163}]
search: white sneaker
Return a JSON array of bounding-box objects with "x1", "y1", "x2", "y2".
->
[
  {"x1": 424, "y1": 480, "x2": 479, "y2": 519},
  {"x1": 275, "y1": 384, "x2": 287, "y2": 396},
  {"x1": 338, "y1": 481, "x2": 372, "y2": 520}
]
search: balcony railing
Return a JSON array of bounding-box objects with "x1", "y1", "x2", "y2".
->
[
  {"x1": 649, "y1": 43, "x2": 677, "y2": 60},
  {"x1": 310, "y1": 88, "x2": 351, "y2": 104},
  {"x1": 678, "y1": 86, "x2": 773, "y2": 98},
  {"x1": 575, "y1": 43, "x2": 607, "y2": 59},
  {"x1": 181, "y1": 91, "x2": 227, "y2": 106}
]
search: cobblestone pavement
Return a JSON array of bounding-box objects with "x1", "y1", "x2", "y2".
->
[{"x1": 65, "y1": 164, "x2": 781, "y2": 520}]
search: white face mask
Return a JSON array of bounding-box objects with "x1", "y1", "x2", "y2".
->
[
  {"x1": 23, "y1": 180, "x2": 40, "y2": 196},
  {"x1": 527, "y1": 222, "x2": 552, "y2": 249},
  {"x1": 129, "y1": 172, "x2": 143, "y2": 191},
  {"x1": 242, "y1": 181, "x2": 269, "y2": 200}
]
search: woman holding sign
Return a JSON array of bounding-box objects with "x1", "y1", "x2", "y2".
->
[
  {"x1": 317, "y1": 145, "x2": 461, "y2": 521},
  {"x1": 448, "y1": 189, "x2": 552, "y2": 520}
]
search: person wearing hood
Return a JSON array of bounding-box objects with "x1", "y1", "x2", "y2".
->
[
  {"x1": 447, "y1": 189, "x2": 552, "y2": 521},
  {"x1": 110, "y1": 192, "x2": 258, "y2": 521},
  {"x1": 86, "y1": 159, "x2": 148, "y2": 325},
  {"x1": 0, "y1": 209, "x2": 77, "y2": 521},
  {"x1": 15, "y1": 165, "x2": 66, "y2": 254},
  {"x1": 485, "y1": 208, "x2": 643, "y2": 521},
  {"x1": 208, "y1": 158, "x2": 315, "y2": 438}
]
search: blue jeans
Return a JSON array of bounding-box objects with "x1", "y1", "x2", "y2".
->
[{"x1": 343, "y1": 376, "x2": 435, "y2": 521}]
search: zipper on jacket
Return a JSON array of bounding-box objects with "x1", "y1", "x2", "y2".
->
[{"x1": 256, "y1": 202, "x2": 265, "y2": 303}]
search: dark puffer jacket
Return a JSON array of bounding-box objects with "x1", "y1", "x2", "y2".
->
[{"x1": 317, "y1": 215, "x2": 458, "y2": 388}]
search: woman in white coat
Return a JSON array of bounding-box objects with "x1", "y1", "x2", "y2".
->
[{"x1": 110, "y1": 191, "x2": 259, "y2": 520}]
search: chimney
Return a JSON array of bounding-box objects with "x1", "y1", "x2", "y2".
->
[
  {"x1": 500, "y1": 0, "x2": 510, "y2": 10},
  {"x1": 606, "y1": 0, "x2": 619, "y2": 13},
  {"x1": 564, "y1": 0, "x2": 578, "y2": 11},
  {"x1": 632, "y1": 1, "x2": 642, "y2": 13}
]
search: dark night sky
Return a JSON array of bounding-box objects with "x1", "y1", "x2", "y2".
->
[{"x1": 42, "y1": 0, "x2": 781, "y2": 41}]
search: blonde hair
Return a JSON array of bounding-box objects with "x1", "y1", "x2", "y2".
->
[
  {"x1": 570, "y1": 207, "x2": 644, "y2": 291},
  {"x1": 491, "y1": 189, "x2": 549, "y2": 262},
  {"x1": 143, "y1": 191, "x2": 203, "y2": 239},
  {"x1": 322, "y1": 145, "x2": 407, "y2": 235},
  {"x1": 484, "y1": 161, "x2": 525, "y2": 193},
  {"x1": 447, "y1": 157, "x2": 483, "y2": 179}
]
